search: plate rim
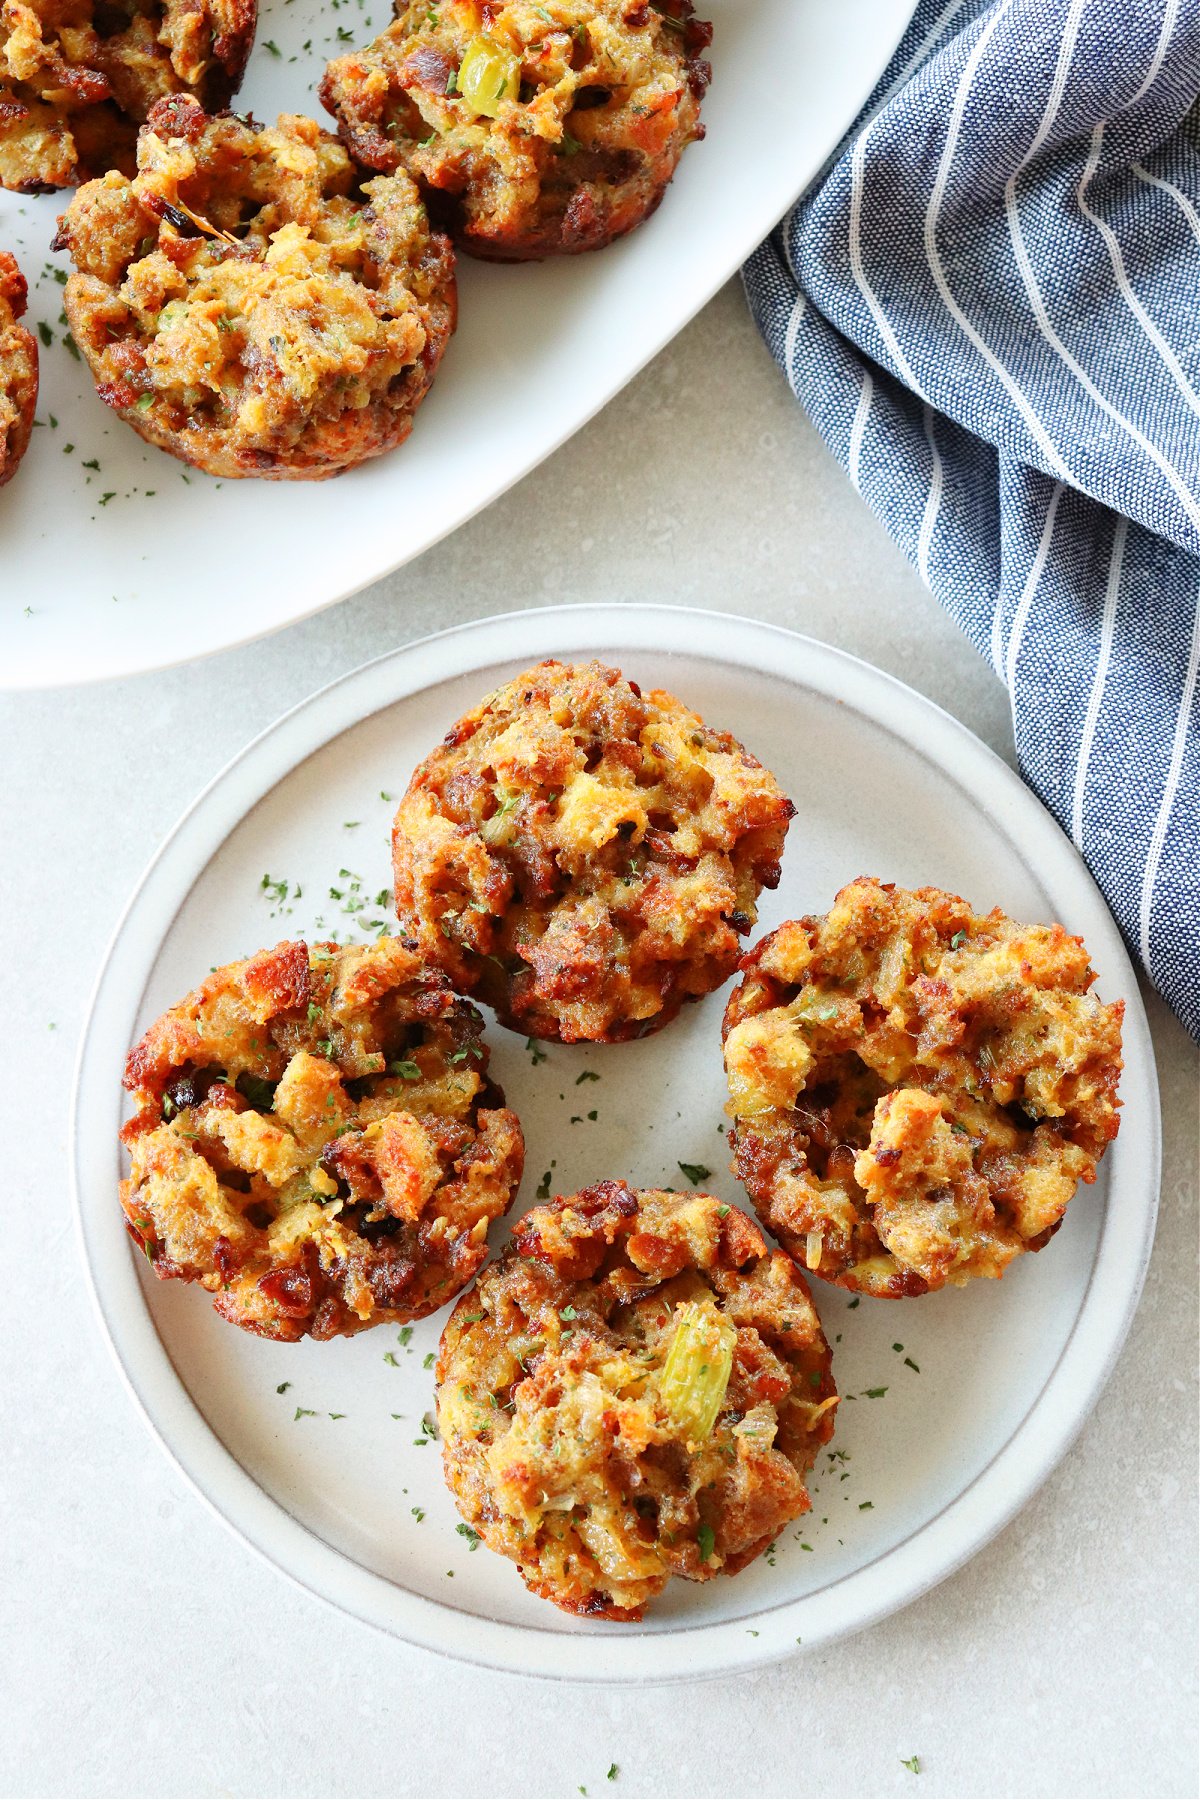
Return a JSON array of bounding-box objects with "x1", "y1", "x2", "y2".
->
[
  {"x1": 4, "y1": 0, "x2": 921, "y2": 692},
  {"x1": 70, "y1": 603, "x2": 1161, "y2": 1682}
]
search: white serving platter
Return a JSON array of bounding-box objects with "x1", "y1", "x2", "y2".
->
[
  {"x1": 0, "y1": 0, "x2": 918, "y2": 688},
  {"x1": 72, "y1": 604, "x2": 1160, "y2": 1680}
]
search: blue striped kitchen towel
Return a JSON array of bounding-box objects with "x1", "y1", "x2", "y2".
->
[{"x1": 744, "y1": 0, "x2": 1200, "y2": 1042}]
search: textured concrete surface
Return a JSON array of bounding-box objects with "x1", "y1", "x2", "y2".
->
[{"x1": 3, "y1": 280, "x2": 1196, "y2": 1800}]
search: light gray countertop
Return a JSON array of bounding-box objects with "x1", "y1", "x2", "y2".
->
[{"x1": 4, "y1": 281, "x2": 1196, "y2": 1800}]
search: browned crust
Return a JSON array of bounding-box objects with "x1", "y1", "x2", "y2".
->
[
  {"x1": 54, "y1": 98, "x2": 456, "y2": 479},
  {"x1": 436, "y1": 1182, "x2": 837, "y2": 1619},
  {"x1": 120, "y1": 936, "x2": 524, "y2": 1340},
  {"x1": 0, "y1": 250, "x2": 37, "y2": 486},
  {"x1": 206, "y1": 0, "x2": 258, "y2": 96},
  {"x1": 320, "y1": 0, "x2": 711, "y2": 260},
  {"x1": 392, "y1": 659, "x2": 793, "y2": 1043},
  {"x1": 0, "y1": 0, "x2": 258, "y2": 193},
  {"x1": 721, "y1": 877, "x2": 1124, "y2": 1298}
]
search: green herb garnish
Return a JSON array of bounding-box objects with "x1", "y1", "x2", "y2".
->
[{"x1": 237, "y1": 1072, "x2": 276, "y2": 1110}]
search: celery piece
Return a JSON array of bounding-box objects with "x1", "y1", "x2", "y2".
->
[
  {"x1": 457, "y1": 38, "x2": 520, "y2": 119},
  {"x1": 659, "y1": 1300, "x2": 736, "y2": 1443}
]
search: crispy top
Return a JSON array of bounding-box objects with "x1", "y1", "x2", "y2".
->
[
  {"x1": 121, "y1": 936, "x2": 524, "y2": 1339},
  {"x1": 437, "y1": 1181, "x2": 836, "y2": 1619},
  {"x1": 54, "y1": 98, "x2": 456, "y2": 478},
  {"x1": 320, "y1": 0, "x2": 711, "y2": 258},
  {"x1": 0, "y1": 0, "x2": 254, "y2": 191},
  {"x1": 0, "y1": 249, "x2": 37, "y2": 486},
  {"x1": 392, "y1": 659, "x2": 793, "y2": 1042},
  {"x1": 722, "y1": 877, "x2": 1124, "y2": 1297}
]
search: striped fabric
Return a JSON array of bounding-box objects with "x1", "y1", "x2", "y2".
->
[{"x1": 744, "y1": 0, "x2": 1200, "y2": 1042}]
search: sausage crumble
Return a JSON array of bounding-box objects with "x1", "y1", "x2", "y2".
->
[
  {"x1": 392, "y1": 659, "x2": 794, "y2": 1042},
  {"x1": 54, "y1": 97, "x2": 456, "y2": 478},
  {"x1": 722, "y1": 877, "x2": 1124, "y2": 1297},
  {"x1": 0, "y1": 0, "x2": 255, "y2": 192},
  {"x1": 0, "y1": 250, "x2": 37, "y2": 485},
  {"x1": 321, "y1": 0, "x2": 711, "y2": 259},
  {"x1": 437, "y1": 1182, "x2": 837, "y2": 1618},
  {"x1": 121, "y1": 936, "x2": 524, "y2": 1339}
]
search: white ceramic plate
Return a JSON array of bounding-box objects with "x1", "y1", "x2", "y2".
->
[
  {"x1": 72, "y1": 606, "x2": 1160, "y2": 1681},
  {"x1": 0, "y1": 0, "x2": 918, "y2": 690}
]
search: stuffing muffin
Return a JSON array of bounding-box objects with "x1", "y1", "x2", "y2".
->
[
  {"x1": 0, "y1": 250, "x2": 37, "y2": 485},
  {"x1": 722, "y1": 877, "x2": 1125, "y2": 1299},
  {"x1": 437, "y1": 1181, "x2": 837, "y2": 1618},
  {"x1": 392, "y1": 660, "x2": 794, "y2": 1043},
  {"x1": 53, "y1": 96, "x2": 456, "y2": 478},
  {"x1": 0, "y1": 0, "x2": 255, "y2": 193},
  {"x1": 120, "y1": 936, "x2": 524, "y2": 1340},
  {"x1": 320, "y1": 0, "x2": 711, "y2": 260}
]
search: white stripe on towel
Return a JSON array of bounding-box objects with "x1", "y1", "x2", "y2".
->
[
  {"x1": 1139, "y1": 581, "x2": 1200, "y2": 973},
  {"x1": 924, "y1": 1, "x2": 1073, "y2": 482},
  {"x1": 867, "y1": 0, "x2": 976, "y2": 125},
  {"x1": 1004, "y1": 482, "x2": 1065, "y2": 688},
  {"x1": 850, "y1": 123, "x2": 926, "y2": 396},
  {"x1": 1014, "y1": 0, "x2": 1089, "y2": 170},
  {"x1": 848, "y1": 369, "x2": 875, "y2": 492},
  {"x1": 782, "y1": 292, "x2": 808, "y2": 390},
  {"x1": 1007, "y1": 186, "x2": 1200, "y2": 534},
  {"x1": 1126, "y1": 0, "x2": 1179, "y2": 106},
  {"x1": 918, "y1": 406, "x2": 944, "y2": 588},
  {"x1": 1078, "y1": 124, "x2": 1200, "y2": 416},
  {"x1": 1071, "y1": 516, "x2": 1127, "y2": 850},
  {"x1": 1131, "y1": 162, "x2": 1200, "y2": 248}
]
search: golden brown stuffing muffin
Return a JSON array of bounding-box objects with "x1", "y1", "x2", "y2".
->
[
  {"x1": 392, "y1": 660, "x2": 794, "y2": 1043},
  {"x1": 320, "y1": 0, "x2": 711, "y2": 260},
  {"x1": 722, "y1": 877, "x2": 1124, "y2": 1299},
  {"x1": 437, "y1": 1181, "x2": 837, "y2": 1619},
  {"x1": 53, "y1": 96, "x2": 456, "y2": 478},
  {"x1": 120, "y1": 936, "x2": 524, "y2": 1340},
  {"x1": 0, "y1": 0, "x2": 255, "y2": 193},
  {"x1": 0, "y1": 250, "x2": 37, "y2": 485}
]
